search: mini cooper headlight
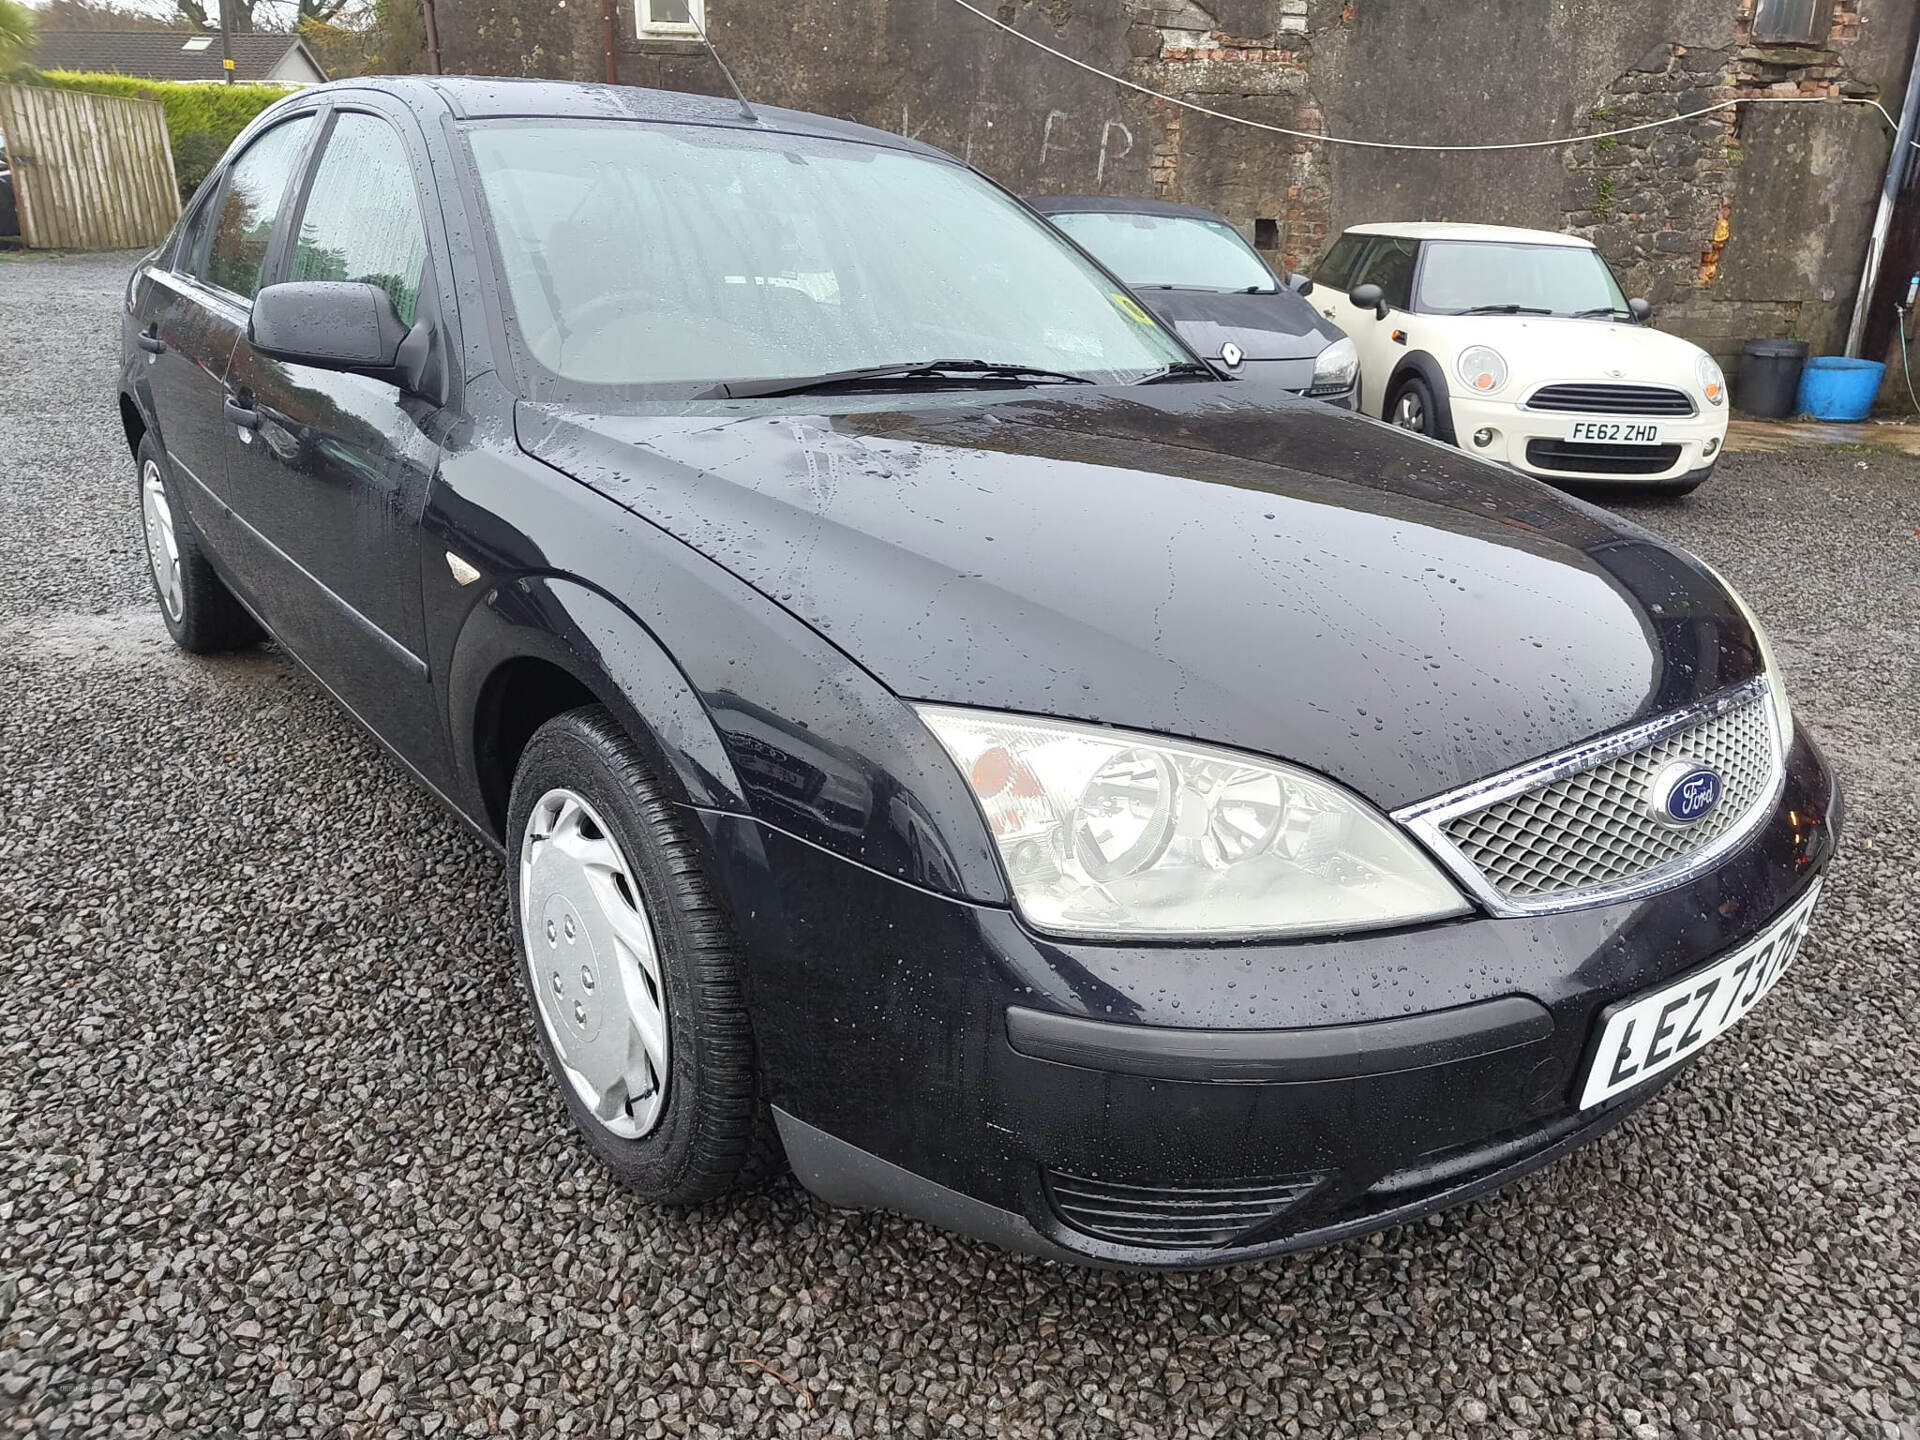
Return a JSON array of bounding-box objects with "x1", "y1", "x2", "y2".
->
[
  {"x1": 1700, "y1": 563, "x2": 1792, "y2": 743},
  {"x1": 917, "y1": 707, "x2": 1468, "y2": 938},
  {"x1": 1697, "y1": 353, "x2": 1727, "y2": 405},
  {"x1": 1456, "y1": 345, "x2": 1509, "y2": 394},
  {"x1": 1310, "y1": 336, "x2": 1360, "y2": 394}
]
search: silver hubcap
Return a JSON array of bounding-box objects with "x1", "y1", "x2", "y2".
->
[
  {"x1": 522, "y1": 791, "x2": 672, "y2": 1136},
  {"x1": 520, "y1": 788, "x2": 670, "y2": 1139},
  {"x1": 1392, "y1": 391, "x2": 1426, "y2": 432},
  {"x1": 140, "y1": 460, "x2": 184, "y2": 623}
]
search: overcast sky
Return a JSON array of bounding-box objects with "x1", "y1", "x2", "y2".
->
[
  {"x1": 21, "y1": 0, "x2": 186, "y2": 14},
  {"x1": 19, "y1": 0, "x2": 317, "y2": 27}
]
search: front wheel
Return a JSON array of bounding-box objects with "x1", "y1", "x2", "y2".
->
[
  {"x1": 507, "y1": 705, "x2": 782, "y2": 1204},
  {"x1": 1387, "y1": 375, "x2": 1439, "y2": 437}
]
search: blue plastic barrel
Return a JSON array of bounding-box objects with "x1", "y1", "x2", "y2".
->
[{"x1": 1795, "y1": 356, "x2": 1885, "y2": 421}]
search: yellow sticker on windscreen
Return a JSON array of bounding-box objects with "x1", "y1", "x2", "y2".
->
[{"x1": 1109, "y1": 292, "x2": 1156, "y2": 326}]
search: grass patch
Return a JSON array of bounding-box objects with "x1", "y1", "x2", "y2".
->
[{"x1": 1594, "y1": 174, "x2": 1616, "y2": 219}]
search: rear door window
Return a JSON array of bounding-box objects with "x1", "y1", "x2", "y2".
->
[
  {"x1": 201, "y1": 117, "x2": 314, "y2": 300},
  {"x1": 287, "y1": 112, "x2": 431, "y2": 326}
]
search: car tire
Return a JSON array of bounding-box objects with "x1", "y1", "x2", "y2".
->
[
  {"x1": 137, "y1": 434, "x2": 259, "y2": 653},
  {"x1": 507, "y1": 705, "x2": 783, "y2": 1205},
  {"x1": 1387, "y1": 375, "x2": 1439, "y2": 437}
]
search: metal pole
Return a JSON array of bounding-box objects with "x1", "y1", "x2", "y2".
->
[
  {"x1": 1845, "y1": 25, "x2": 1920, "y2": 356},
  {"x1": 422, "y1": 0, "x2": 443, "y2": 74},
  {"x1": 219, "y1": 0, "x2": 234, "y2": 85}
]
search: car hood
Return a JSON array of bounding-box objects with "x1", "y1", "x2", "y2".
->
[
  {"x1": 517, "y1": 387, "x2": 1758, "y2": 810},
  {"x1": 1136, "y1": 287, "x2": 1341, "y2": 363},
  {"x1": 1455, "y1": 316, "x2": 1712, "y2": 390}
]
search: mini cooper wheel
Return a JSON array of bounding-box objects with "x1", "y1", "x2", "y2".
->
[
  {"x1": 136, "y1": 435, "x2": 259, "y2": 652},
  {"x1": 1387, "y1": 375, "x2": 1437, "y2": 436},
  {"x1": 507, "y1": 705, "x2": 781, "y2": 1203}
]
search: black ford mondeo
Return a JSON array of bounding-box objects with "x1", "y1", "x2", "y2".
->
[{"x1": 120, "y1": 77, "x2": 1839, "y2": 1268}]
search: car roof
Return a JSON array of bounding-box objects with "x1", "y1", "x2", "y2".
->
[
  {"x1": 1027, "y1": 194, "x2": 1231, "y2": 224},
  {"x1": 283, "y1": 75, "x2": 954, "y2": 161},
  {"x1": 1341, "y1": 221, "x2": 1594, "y2": 249}
]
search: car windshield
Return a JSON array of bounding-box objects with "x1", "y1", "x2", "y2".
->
[
  {"x1": 1415, "y1": 241, "x2": 1630, "y2": 317},
  {"x1": 463, "y1": 121, "x2": 1189, "y2": 394},
  {"x1": 1048, "y1": 210, "x2": 1275, "y2": 291}
]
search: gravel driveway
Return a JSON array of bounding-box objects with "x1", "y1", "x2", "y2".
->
[{"x1": 2, "y1": 251, "x2": 1916, "y2": 1440}]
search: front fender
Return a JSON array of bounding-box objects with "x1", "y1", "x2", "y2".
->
[
  {"x1": 446, "y1": 573, "x2": 747, "y2": 825},
  {"x1": 1387, "y1": 351, "x2": 1459, "y2": 445}
]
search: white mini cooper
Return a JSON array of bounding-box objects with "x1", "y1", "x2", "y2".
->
[{"x1": 1313, "y1": 223, "x2": 1729, "y2": 494}]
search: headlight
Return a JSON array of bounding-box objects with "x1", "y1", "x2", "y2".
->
[
  {"x1": 1697, "y1": 353, "x2": 1726, "y2": 406},
  {"x1": 1700, "y1": 563, "x2": 1792, "y2": 743},
  {"x1": 1456, "y1": 345, "x2": 1508, "y2": 394},
  {"x1": 1309, "y1": 336, "x2": 1359, "y2": 393},
  {"x1": 916, "y1": 707, "x2": 1468, "y2": 939}
]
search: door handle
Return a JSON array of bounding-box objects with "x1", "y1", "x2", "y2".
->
[
  {"x1": 225, "y1": 397, "x2": 261, "y2": 430},
  {"x1": 137, "y1": 330, "x2": 165, "y2": 354}
]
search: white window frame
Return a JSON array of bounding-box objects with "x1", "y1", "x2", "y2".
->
[
  {"x1": 637, "y1": 0, "x2": 703, "y2": 37},
  {"x1": 1751, "y1": 0, "x2": 1827, "y2": 46}
]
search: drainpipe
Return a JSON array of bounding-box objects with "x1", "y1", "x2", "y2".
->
[
  {"x1": 1845, "y1": 25, "x2": 1920, "y2": 356},
  {"x1": 422, "y1": 0, "x2": 443, "y2": 74}
]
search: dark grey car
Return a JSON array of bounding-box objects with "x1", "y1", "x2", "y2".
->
[{"x1": 1029, "y1": 194, "x2": 1357, "y2": 404}]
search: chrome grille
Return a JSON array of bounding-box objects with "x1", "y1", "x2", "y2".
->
[
  {"x1": 1440, "y1": 694, "x2": 1774, "y2": 902},
  {"x1": 1046, "y1": 1169, "x2": 1323, "y2": 1249},
  {"x1": 1394, "y1": 680, "x2": 1785, "y2": 916},
  {"x1": 1525, "y1": 383, "x2": 1696, "y2": 416}
]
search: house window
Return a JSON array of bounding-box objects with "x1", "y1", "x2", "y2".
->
[
  {"x1": 638, "y1": 0, "x2": 703, "y2": 36},
  {"x1": 1751, "y1": 0, "x2": 1828, "y2": 45}
]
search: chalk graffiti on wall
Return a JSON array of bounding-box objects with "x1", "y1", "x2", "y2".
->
[{"x1": 898, "y1": 103, "x2": 1140, "y2": 188}]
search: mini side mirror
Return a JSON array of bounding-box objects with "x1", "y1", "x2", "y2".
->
[
  {"x1": 1349, "y1": 283, "x2": 1387, "y2": 319},
  {"x1": 1628, "y1": 297, "x2": 1653, "y2": 323},
  {"x1": 250, "y1": 280, "x2": 411, "y2": 373},
  {"x1": 1287, "y1": 272, "x2": 1315, "y2": 296}
]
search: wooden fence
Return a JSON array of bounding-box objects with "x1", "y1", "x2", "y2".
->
[{"x1": 0, "y1": 84, "x2": 180, "y2": 251}]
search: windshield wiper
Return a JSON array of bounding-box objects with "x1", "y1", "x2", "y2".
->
[
  {"x1": 1570, "y1": 306, "x2": 1630, "y2": 319},
  {"x1": 1455, "y1": 304, "x2": 1554, "y2": 316},
  {"x1": 1133, "y1": 360, "x2": 1219, "y2": 384},
  {"x1": 702, "y1": 359, "x2": 1095, "y2": 400}
]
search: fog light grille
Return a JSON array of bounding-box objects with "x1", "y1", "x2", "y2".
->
[{"x1": 1045, "y1": 1169, "x2": 1323, "y2": 1249}]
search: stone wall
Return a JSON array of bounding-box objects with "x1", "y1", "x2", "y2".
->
[{"x1": 438, "y1": 0, "x2": 1919, "y2": 372}]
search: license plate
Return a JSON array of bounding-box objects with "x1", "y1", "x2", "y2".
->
[
  {"x1": 1579, "y1": 880, "x2": 1822, "y2": 1110},
  {"x1": 1565, "y1": 420, "x2": 1663, "y2": 444}
]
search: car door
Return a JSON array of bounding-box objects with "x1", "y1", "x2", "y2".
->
[
  {"x1": 1321, "y1": 236, "x2": 1420, "y2": 417},
  {"x1": 219, "y1": 103, "x2": 450, "y2": 766},
  {"x1": 135, "y1": 115, "x2": 314, "y2": 546}
]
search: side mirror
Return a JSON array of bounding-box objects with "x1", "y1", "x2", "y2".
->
[
  {"x1": 1286, "y1": 271, "x2": 1315, "y2": 296},
  {"x1": 1349, "y1": 282, "x2": 1387, "y2": 319},
  {"x1": 250, "y1": 280, "x2": 410, "y2": 373},
  {"x1": 1627, "y1": 296, "x2": 1653, "y2": 324}
]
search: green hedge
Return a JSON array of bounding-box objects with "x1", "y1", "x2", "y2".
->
[{"x1": 29, "y1": 70, "x2": 292, "y2": 200}]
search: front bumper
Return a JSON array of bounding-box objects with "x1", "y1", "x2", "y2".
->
[
  {"x1": 705, "y1": 729, "x2": 1839, "y2": 1268},
  {"x1": 1229, "y1": 357, "x2": 1354, "y2": 409},
  {"x1": 1449, "y1": 390, "x2": 1729, "y2": 485}
]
